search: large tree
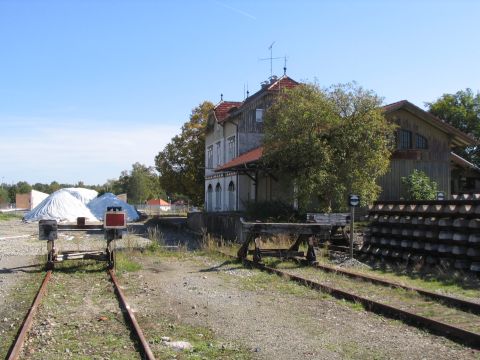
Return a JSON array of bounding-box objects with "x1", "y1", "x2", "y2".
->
[
  {"x1": 155, "y1": 101, "x2": 214, "y2": 206},
  {"x1": 263, "y1": 82, "x2": 395, "y2": 211},
  {"x1": 426, "y1": 88, "x2": 480, "y2": 166}
]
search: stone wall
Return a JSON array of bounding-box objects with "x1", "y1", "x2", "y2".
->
[{"x1": 187, "y1": 212, "x2": 243, "y2": 241}]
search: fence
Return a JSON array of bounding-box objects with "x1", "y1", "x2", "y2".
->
[{"x1": 135, "y1": 204, "x2": 193, "y2": 216}]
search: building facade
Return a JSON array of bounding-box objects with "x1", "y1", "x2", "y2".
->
[{"x1": 204, "y1": 77, "x2": 478, "y2": 212}]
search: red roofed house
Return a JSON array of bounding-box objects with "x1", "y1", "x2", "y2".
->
[
  {"x1": 205, "y1": 75, "x2": 299, "y2": 211},
  {"x1": 205, "y1": 76, "x2": 479, "y2": 212},
  {"x1": 146, "y1": 198, "x2": 171, "y2": 211}
]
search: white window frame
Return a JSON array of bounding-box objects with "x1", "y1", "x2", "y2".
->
[
  {"x1": 216, "y1": 141, "x2": 221, "y2": 166},
  {"x1": 227, "y1": 136, "x2": 235, "y2": 162},
  {"x1": 255, "y1": 108, "x2": 264, "y2": 122},
  {"x1": 207, "y1": 145, "x2": 213, "y2": 169}
]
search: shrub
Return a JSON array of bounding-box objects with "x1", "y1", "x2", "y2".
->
[
  {"x1": 401, "y1": 169, "x2": 438, "y2": 200},
  {"x1": 244, "y1": 200, "x2": 301, "y2": 222}
]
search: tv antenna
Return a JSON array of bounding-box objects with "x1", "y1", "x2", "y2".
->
[{"x1": 259, "y1": 41, "x2": 283, "y2": 78}]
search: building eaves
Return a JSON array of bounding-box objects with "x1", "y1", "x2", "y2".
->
[
  {"x1": 383, "y1": 100, "x2": 477, "y2": 147},
  {"x1": 215, "y1": 146, "x2": 263, "y2": 172}
]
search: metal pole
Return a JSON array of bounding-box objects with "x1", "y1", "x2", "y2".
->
[{"x1": 350, "y1": 206, "x2": 354, "y2": 259}]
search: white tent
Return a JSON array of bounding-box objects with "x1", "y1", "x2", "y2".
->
[
  {"x1": 88, "y1": 193, "x2": 139, "y2": 222},
  {"x1": 24, "y1": 189, "x2": 97, "y2": 223}
]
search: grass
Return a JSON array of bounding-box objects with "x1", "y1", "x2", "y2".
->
[
  {"x1": 115, "y1": 251, "x2": 142, "y2": 273},
  {"x1": 0, "y1": 212, "x2": 22, "y2": 221},
  {"x1": 23, "y1": 260, "x2": 141, "y2": 359},
  {"x1": 0, "y1": 264, "x2": 45, "y2": 359},
  {"x1": 141, "y1": 317, "x2": 251, "y2": 359}
]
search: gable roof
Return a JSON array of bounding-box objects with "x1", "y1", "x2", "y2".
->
[
  {"x1": 383, "y1": 100, "x2": 476, "y2": 147},
  {"x1": 238, "y1": 75, "x2": 299, "y2": 107},
  {"x1": 146, "y1": 198, "x2": 170, "y2": 206},
  {"x1": 215, "y1": 146, "x2": 263, "y2": 172},
  {"x1": 213, "y1": 101, "x2": 243, "y2": 123},
  {"x1": 210, "y1": 76, "x2": 299, "y2": 126}
]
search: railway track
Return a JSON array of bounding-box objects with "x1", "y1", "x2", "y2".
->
[
  {"x1": 220, "y1": 250, "x2": 480, "y2": 349},
  {"x1": 6, "y1": 266, "x2": 155, "y2": 360}
]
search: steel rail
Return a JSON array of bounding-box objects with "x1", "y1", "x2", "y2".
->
[
  {"x1": 7, "y1": 270, "x2": 52, "y2": 360},
  {"x1": 108, "y1": 269, "x2": 156, "y2": 360},
  {"x1": 302, "y1": 259, "x2": 480, "y2": 315},
  {"x1": 219, "y1": 251, "x2": 480, "y2": 349}
]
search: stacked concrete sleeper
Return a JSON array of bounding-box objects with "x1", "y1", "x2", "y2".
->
[{"x1": 362, "y1": 201, "x2": 480, "y2": 272}]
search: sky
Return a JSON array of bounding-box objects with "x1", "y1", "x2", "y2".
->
[{"x1": 1, "y1": 0, "x2": 479, "y2": 185}]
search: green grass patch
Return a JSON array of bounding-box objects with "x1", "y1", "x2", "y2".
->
[
  {"x1": 115, "y1": 251, "x2": 142, "y2": 273},
  {"x1": 0, "y1": 264, "x2": 45, "y2": 359},
  {"x1": 0, "y1": 212, "x2": 22, "y2": 221}
]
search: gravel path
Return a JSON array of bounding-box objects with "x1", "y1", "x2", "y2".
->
[{"x1": 123, "y1": 254, "x2": 479, "y2": 360}]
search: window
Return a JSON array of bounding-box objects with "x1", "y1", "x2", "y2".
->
[
  {"x1": 416, "y1": 134, "x2": 428, "y2": 149},
  {"x1": 399, "y1": 129, "x2": 412, "y2": 149},
  {"x1": 227, "y1": 136, "x2": 235, "y2": 162},
  {"x1": 255, "y1": 109, "x2": 264, "y2": 122},
  {"x1": 228, "y1": 181, "x2": 235, "y2": 211},
  {"x1": 216, "y1": 141, "x2": 221, "y2": 166},
  {"x1": 215, "y1": 183, "x2": 222, "y2": 211},
  {"x1": 207, "y1": 145, "x2": 213, "y2": 169},
  {"x1": 207, "y1": 185, "x2": 213, "y2": 211}
]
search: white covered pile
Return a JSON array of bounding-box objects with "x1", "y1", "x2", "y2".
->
[
  {"x1": 24, "y1": 189, "x2": 97, "y2": 223},
  {"x1": 88, "y1": 193, "x2": 139, "y2": 222},
  {"x1": 63, "y1": 187, "x2": 98, "y2": 205},
  {"x1": 24, "y1": 188, "x2": 139, "y2": 223}
]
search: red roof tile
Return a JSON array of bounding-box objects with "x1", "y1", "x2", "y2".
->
[
  {"x1": 215, "y1": 147, "x2": 263, "y2": 172},
  {"x1": 146, "y1": 199, "x2": 170, "y2": 206},
  {"x1": 214, "y1": 101, "x2": 243, "y2": 123},
  {"x1": 267, "y1": 76, "x2": 299, "y2": 91}
]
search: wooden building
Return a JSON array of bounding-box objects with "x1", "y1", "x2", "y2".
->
[{"x1": 204, "y1": 78, "x2": 478, "y2": 211}]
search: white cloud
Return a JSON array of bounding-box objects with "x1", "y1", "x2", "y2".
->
[{"x1": 0, "y1": 117, "x2": 180, "y2": 184}]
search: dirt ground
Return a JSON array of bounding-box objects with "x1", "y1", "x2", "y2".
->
[
  {"x1": 123, "y1": 253, "x2": 479, "y2": 360},
  {"x1": 1, "y1": 218, "x2": 479, "y2": 359}
]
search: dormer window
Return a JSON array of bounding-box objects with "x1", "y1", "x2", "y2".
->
[
  {"x1": 255, "y1": 109, "x2": 264, "y2": 122},
  {"x1": 416, "y1": 134, "x2": 428, "y2": 149}
]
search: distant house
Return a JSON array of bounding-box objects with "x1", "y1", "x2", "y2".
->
[
  {"x1": 116, "y1": 193, "x2": 128, "y2": 203},
  {"x1": 204, "y1": 77, "x2": 478, "y2": 211},
  {"x1": 146, "y1": 198, "x2": 171, "y2": 211},
  {"x1": 15, "y1": 189, "x2": 49, "y2": 210}
]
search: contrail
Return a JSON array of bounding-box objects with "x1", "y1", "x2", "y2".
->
[{"x1": 214, "y1": 1, "x2": 257, "y2": 20}]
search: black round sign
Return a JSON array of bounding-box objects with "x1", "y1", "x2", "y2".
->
[{"x1": 349, "y1": 194, "x2": 360, "y2": 207}]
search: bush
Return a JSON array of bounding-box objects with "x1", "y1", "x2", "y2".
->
[
  {"x1": 244, "y1": 200, "x2": 301, "y2": 222},
  {"x1": 401, "y1": 169, "x2": 438, "y2": 200}
]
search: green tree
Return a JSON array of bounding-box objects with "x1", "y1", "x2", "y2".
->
[
  {"x1": 0, "y1": 187, "x2": 9, "y2": 204},
  {"x1": 155, "y1": 101, "x2": 214, "y2": 206},
  {"x1": 426, "y1": 88, "x2": 480, "y2": 166},
  {"x1": 263, "y1": 82, "x2": 395, "y2": 211},
  {"x1": 127, "y1": 162, "x2": 163, "y2": 204},
  {"x1": 401, "y1": 169, "x2": 438, "y2": 200},
  {"x1": 7, "y1": 181, "x2": 32, "y2": 203}
]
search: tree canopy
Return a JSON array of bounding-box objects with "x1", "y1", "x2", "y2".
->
[
  {"x1": 263, "y1": 82, "x2": 395, "y2": 212},
  {"x1": 107, "y1": 162, "x2": 163, "y2": 204},
  {"x1": 155, "y1": 101, "x2": 214, "y2": 206},
  {"x1": 426, "y1": 88, "x2": 480, "y2": 166}
]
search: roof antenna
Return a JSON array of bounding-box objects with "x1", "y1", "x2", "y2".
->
[
  {"x1": 246, "y1": 83, "x2": 249, "y2": 98},
  {"x1": 259, "y1": 41, "x2": 282, "y2": 79},
  {"x1": 220, "y1": 93, "x2": 223, "y2": 101},
  {"x1": 283, "y1": 55, "x2": 287, "y2": 75}
]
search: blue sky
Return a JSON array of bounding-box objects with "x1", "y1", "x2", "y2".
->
[{"x1": 1, "y1": 0, "x2": 479, "y2": 185}]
